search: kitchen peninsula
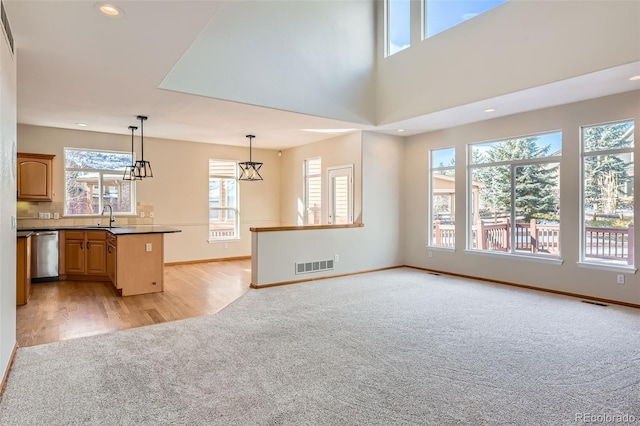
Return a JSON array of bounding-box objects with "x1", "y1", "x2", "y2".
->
[{"x1": 18, "y1": 226, "x2": 180, "y2": 297}]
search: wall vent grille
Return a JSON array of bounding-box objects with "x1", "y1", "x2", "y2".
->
[
  {"x1": 0, "y1": 1, "x2": 13, "y2": 55},
  {"x1": 295, "y1": 259, "x2": 334, "y2": 275}
]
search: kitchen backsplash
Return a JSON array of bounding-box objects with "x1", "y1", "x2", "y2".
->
[{"x1": 17, "y1": 201, "x2": 155, "y2": 228}]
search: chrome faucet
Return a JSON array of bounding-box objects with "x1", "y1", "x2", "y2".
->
[{"x1": 100, "y1": 204, "x2": 115, "y2": 228}]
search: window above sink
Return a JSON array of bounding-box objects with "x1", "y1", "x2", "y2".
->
[{"x1": 64, "y1": 148, "x2": 136, "y2": 217}]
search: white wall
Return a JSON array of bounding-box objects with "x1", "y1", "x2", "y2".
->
[
  {"x1": 161, "y1": 0, "x2": 376, "y2": 125},
  {"x1": 252, "y1": 130, "x2": 405, "y2": 286},
  {"x1": 279, "y1": 131, "x2": 362, "y2": 225},
  {"x1": 17, "y1": 125, "x2": 281, "y2": 263},
  {"x1": 361, "y1": 131, "x2": 405, "y2": 267},
  {"x1": 377, "y1": 0, "x2": 640, "y2": 124},
  {"x1": 404, "y1": 91, "x2": 640, "y2": 305},
  {"x1": 0, "y1": 31, "x2": 17, "y2": 382},
  {"x1": 252, "y1": 226, "x2": 369, "y2": 286}
]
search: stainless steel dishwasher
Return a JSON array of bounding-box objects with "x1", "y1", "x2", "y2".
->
[{"x1": 31, "y1": 231, "x2": 59, "y2": 282}]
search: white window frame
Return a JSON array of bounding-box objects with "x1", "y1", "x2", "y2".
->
[
  {"x1": 304, "y1": 157, "x2": 322, "y2": 225},
  {"x1": 429, "y1": 147, "x2": 455, "y2": 249},
  {"x1": 208, "y1": 159, "x2": 240, "y2": 242},
  {"x1": 63, "y1": 147, "x2": 136, "y2": 217},
  {"x1": 579, "y1": 119, "x2": 635, "y2": 270},
  {"x1": 467, "y1": 132, "x2": 562, "y2": 259},
  {"x1": 385, "y1": 0, "x2": 411, "y2": 57},
  {"x1": 422, "y1": 0, "x2": 508, "y2": 40}
]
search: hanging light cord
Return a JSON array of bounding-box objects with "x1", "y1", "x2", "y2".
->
[
  {"x1": 129, "y1": 125, "x2": 137, "y2": 159},
  {"x1": 247, "y1": 135, "x2": 254, "y2": 162}
]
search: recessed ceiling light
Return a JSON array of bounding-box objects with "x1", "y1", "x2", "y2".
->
[
  {"x1": 301, "y1": 128, "x2": 356, "y2": 134},
  {"x1": 397, "y1": 129, "x2": 405, "y2": 132},
  {"x1": 629, "y1": 75, "x2": 640, "y2": 81},
  {"x1": 484, "y1": 108, "x2": 496, "y2": 113},
  {"x1": 97, "y1": 3, "x2": 124, "y2": 18},
  {"x1": 76, "y1": 123, "x2": 88, "y2": 127}
]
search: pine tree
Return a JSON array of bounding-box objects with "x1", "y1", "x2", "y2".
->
[
  {"x1": 473, "y1": 137, "x2": 558, "y2": 221},
  {"x1": 583, "y1": 122, "x2": 633, "y2": 216}
]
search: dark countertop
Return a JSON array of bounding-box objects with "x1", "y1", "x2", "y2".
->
[
  {"x1": 17, "y1": 226, "x2": 181, "y2": 236},
  {"x1": 106, "y1": 226, "x2": 181, "y2": 236}
]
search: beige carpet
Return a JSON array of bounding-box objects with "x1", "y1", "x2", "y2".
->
[{"x1": 0, "y1": 268, "x2": 638, "y2": 425}]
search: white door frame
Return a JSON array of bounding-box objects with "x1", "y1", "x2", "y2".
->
[{"x1": 327, "y1": 164, "x2": 354, "y2": 224}]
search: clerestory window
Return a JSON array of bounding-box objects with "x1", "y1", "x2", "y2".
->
[
  {"x1": 424, "y1": 0, "x2": 508, "y2": 39},
  {"x1": 386, "y1": 0, "x2": 410, "y2": 56}
]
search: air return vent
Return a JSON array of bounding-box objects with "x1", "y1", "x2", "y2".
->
[
  {"x1": 295, "y1": 259, "x2": 334, "y2": 275},
  {"x1": 0, "y1": 1, "x2": 13, "y2": 55}
]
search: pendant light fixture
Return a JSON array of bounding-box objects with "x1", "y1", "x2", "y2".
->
[
  {"x1": 238, "y1": 134, "x2": 263, "y2": 181},
  {"x1": 133, "y1": 115, "x2": 153, "y2": 179},
  {"x1": 123, "y1": 125, "x2": 139, "y2": 181}
]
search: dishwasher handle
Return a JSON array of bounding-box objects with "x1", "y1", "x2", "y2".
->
[{"x1": 34, "y1": 231, "x2": 58, "y2": 237}]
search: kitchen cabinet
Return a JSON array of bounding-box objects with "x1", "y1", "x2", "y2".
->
[
  {"x1": 16, "y1": 235, "x2": 32, "y2": 305},
  {"x1": 29, "y1": 226, "x2": 177, "y2": 295},
  {"x1": 64, "y1": 231, "x2": 84, "y2": 274},
  {"x1": 106, "y1": 234, "x2": 117, "y2": 287},
  {"x1": 17, "y1": 152, "x2": 55, "y2": 201},
  {"x1": 86, "y1": 234, "x2": 107, "y2": 275},
  {"x1": 112, "y1": 233, "x2": 163, "y2": 296},
  {"x1": 64, "y1": 230, "x2": 107, "y2": 278}
]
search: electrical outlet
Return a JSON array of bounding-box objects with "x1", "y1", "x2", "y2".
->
[
  {"x1": 145, "y1": 243, "x2": 152, "y2": 252},
  {"x1": 53, "y1": 212, "x2": 60, "y2": 220},
  {"x1": 617, "y1": 274, "x2": 625, "y2": 284},
  {"x1": 223, "y1": 243, "x2": 228, "y2": 249},
  {"x1": 428, "y1": 250, "x2": 433, "y2": 258},
  {"x1": 334, "y1": 254, "x2": 339, "y2": 262},
  {"x1": 149, "y1": 212, "x2": 154, "y2": 218},
  {"x1": 140, "y1": 212, "x2": 145, "y2": 218}
]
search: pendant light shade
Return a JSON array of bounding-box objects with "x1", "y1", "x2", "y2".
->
[
  {"x1": 133, "y1": 115, "x2": 153, "y2": 179},
  {"x1": 123, "y1": 125, "x2": 139, "y2": 181},
  {"x1": 238, "y1": 134, "x2": 263, "y2": 181}
]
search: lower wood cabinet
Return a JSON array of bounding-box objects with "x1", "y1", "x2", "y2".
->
[
  {"x1": 16, "y1": 235, "x2": 32, "y2": 305},
  {"x1": 64, "y1": 230, "x2": 107, "y2": 278},
  {"x1": 112, "y1": 233, "x2": 164, "y2": 296},
  {"x1": 61, "y1": 229, "x2": 164, "y2": 296},
  {"x1": 106, "y1": 234, "x2": 117, "y2": 288}
]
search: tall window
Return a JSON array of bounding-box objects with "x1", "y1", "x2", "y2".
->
[
  {"x1": 304, "y1": 158, "x2": 321, "y2": 225},
  {"x1": 64, "y1": 148, "x2": 135, "y2": 216},
  {"x1": 581, "y1": 120, "x2": 634, "y2": 267},
  {"x1": 386, "y1": 0, "x2": 410, "y2": 56},
  {"x1": 468, "y1": 132, "x2": 561, "y2": 257},
  {"x1": 424, "y1": 0, "x2": 508, "y2": 39},
  {"x1": 429, "y1": 147, "x2": 455, "y2": 248},
  {"x1": 209, "y1": 160, "x2": 239, "y2": 241}
]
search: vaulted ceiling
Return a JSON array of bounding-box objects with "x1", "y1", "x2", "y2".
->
[{"x1": 4, "y1": 1, "x2": 640, "y2": 150}]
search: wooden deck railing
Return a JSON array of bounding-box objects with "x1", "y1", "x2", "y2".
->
[{"x1": 433, "y1": 220, "x2": 634, "y2": 264}]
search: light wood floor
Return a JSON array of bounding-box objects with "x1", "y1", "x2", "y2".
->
[{"x1": 16, "y1": 259, "x2": 252, "y2": 347}]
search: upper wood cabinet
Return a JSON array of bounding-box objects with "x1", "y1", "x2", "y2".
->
[{"x1": 17, "y1": 152, "x2": 55, "y2": 201}]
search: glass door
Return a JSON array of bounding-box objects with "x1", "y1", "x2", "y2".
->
[{"x1": 327, "y1": 165, "x2": 353, "y2": 224}]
